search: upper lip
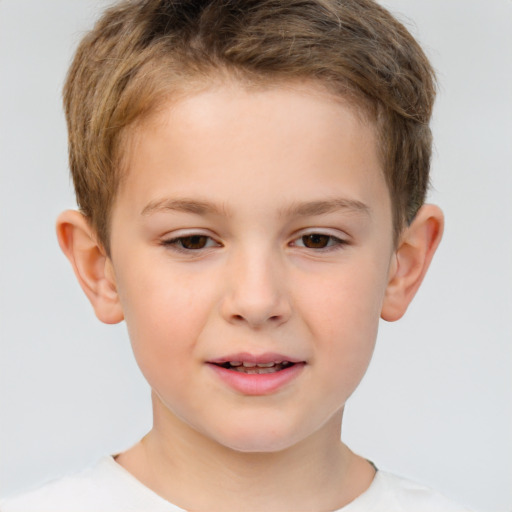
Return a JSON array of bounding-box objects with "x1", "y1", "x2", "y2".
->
[{"x1": 207, "y1": 352, "x2": 304, "y2": 365}]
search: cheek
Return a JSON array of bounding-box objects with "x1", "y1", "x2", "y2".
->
[
  {"x1": 298, "y1": 259, "x2": 387, "y2": 386},
  {"x1": 116, "y1": 265, "x2": 215, "y2": 386},
  {"x1": 302, "y1": 259, "x2": 386, "y2": 334}
]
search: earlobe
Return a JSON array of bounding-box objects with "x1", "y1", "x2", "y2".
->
[
  {"x1": 381, "y1": 204, "x2": 444, "y2": 322},
  {"x1": 56, "y1": 210, "x2": 124, "y2": 324}
]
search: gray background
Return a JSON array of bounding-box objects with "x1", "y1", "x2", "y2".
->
[{"x1": 0, "y1": 1, "x2": 511, "y2": 510}]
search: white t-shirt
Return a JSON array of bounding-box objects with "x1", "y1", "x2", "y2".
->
[{"x1": 0, "y1": 456, "x2": 472, "y2": 512}]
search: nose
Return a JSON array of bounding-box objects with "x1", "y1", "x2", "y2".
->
[{"x1": 220, "y1": 247, "x2": 292, "y2": 329}]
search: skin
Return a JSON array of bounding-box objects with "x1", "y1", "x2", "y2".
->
[{"x1": 57, "y1": 80, "x2": 443, "y2": 511}]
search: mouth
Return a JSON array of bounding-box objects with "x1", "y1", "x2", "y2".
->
[
  {"x1": 211, "y1": 360, "x2": 296, "y2": 374},
  {"x1": 207, "y1": 354, "x2": 305, "y2": 395}
]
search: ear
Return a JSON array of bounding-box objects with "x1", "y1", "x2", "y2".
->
[
  {"x1": 381, "y1": 204, "x2": 444, "y2": 322},
  {"x1": 56, "y1": 210, "x2": 124, "y2": 324}
]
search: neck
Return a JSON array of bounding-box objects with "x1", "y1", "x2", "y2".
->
[{"x1": 115, "y1": 392, "x2": 374, "y2": 511}]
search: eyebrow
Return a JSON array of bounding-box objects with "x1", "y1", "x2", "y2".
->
[
  {"x1": 141, "y1": 197, "x2": 370, "y2": 218},
  {"x1": 141, "y1": 198, "x2": 229, "y2": 217},
  {"x1": 279, "y1": 198, "x2": 371, "y2": 218}
]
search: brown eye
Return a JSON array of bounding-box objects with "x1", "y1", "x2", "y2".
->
[
  {"x1": 179, "y1": 235, "x2": 209, "y2": 249},
  {"x1": 301, "y1": 234, "x2": 331, "y2": 248},
  {"x1": 162, "y1": 234, "x2": 220, "y2": 252}
]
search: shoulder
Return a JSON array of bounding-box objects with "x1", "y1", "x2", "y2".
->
[
  {"x1": 0, "y1": 457, "x2": 180, "y2": 512},
  {"x1": 341, "y1": 470, "x2": 474, "y2": 512},
  {"x1": 377, "y1": 471, "x2": 473, "y2": 511}
]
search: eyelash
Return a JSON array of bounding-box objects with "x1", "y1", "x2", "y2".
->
[
  {"x1": 161, "y1": 234, "x2": 221, "y2": 253},
  {"x1": 291, "y1": 233, "x2": 347, "y2": 251},
  {"x1": 161, "y1": 232, "x2": 347, "y2": 254}
]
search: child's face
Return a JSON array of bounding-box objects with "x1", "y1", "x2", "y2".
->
[{"x1": 108, "y1": 81, "x2": 396, "y2": 452}]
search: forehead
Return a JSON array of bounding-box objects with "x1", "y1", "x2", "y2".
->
[
  {"x1": 116, "y1": 80, "x2": 389, "y2": 223},
  {"x1": 124, "y1": 77, "x2": 376, "y2": 162}
]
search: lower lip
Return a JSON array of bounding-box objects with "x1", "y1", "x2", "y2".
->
[{"x1": 207, "y1": 363, "x2": 305, "y2": 396}]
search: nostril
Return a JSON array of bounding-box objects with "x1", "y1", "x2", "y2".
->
[
  {"x1": 223, "y1": 291, "x2": 292, "y2": 327},
  {"x1": 231, "y1": 313, "x2": 283, "y2": 325}
]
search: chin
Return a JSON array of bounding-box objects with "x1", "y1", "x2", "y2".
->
[
  {"x1": 226, "y1": 437, "x2": 294, "y2": 454},
  {"x1": 208, "y1": 419, "x2": 306, "y2": 454}
]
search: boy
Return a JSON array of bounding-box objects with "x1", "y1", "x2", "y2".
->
[{"x1": 1, "y1": 0, "x2": 472, "y2": 510}]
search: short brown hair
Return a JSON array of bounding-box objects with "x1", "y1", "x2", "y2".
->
[{"x1": 64, "y1": 0, "x2": 436, "y2": 252}]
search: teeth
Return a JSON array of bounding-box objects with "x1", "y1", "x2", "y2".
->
[
  {"x1": 238, "y1": 361, "x2": 281, "y2": 368},
  {"x1": 222, "y1": 360, "x2": 295, "y2": 371},
  {"x1": 234, "y1": 366, "x2": 279, "y2": 374}
]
